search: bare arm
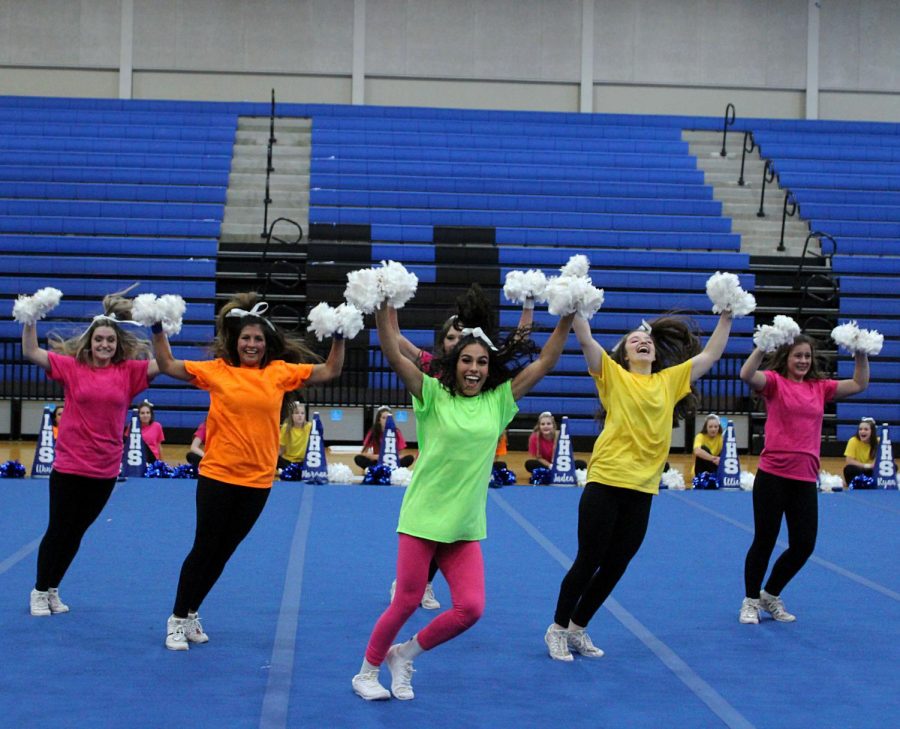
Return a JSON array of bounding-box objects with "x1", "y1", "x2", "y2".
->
[
  {"x1": 147, "y1": 359, "x2": 160, "y2": 381},
  {"x1": 307, "y1": 336, "x2": 345, "y2": 384},
  {"x1": 22, "y1": 322, "x2": 51, "y2": 373},
  {"x1": 833, "y1": 351, "x2": 869, "y2": 400},
  {"x1": 689, "y1": 312, "x2": 734, "y2": 382},
  {"x1": 151, "y1": 330, "x2": 192, "y2": 381},
  {"x1": 189, "y1": 437, "x2": 205, "y2": 457},
  {"x1": 740, "y1": 347, "x2": 768, "y2": 392},
  {"x1": 376, "y1": 304, "x2": 424, "y2": 400},
  {"x1": 693, "y1": 446, "x2": 720, "y2": 464},
  {"x1": 389, "y1": 306, "x2": 423, "y2": 363},
  {"x1": 573, "y1": 315, "x2": 604, "y2": 374},
  {"x1": 516, "y1": 301, "x2": 535, "y2": 332},
  {"x1": 511, "y1": 313, "x2": 575, "y2": 400},
  {"x1": 845, "y1": 455, "x2": 873, "y2": 469}
]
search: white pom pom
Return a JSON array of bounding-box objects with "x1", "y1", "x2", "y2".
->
[
  {"x1": 130, "y1": 294, "x2": 158, "y2": 326},
  {"x1": 561, "y1": 254, "x2": 590, "y2": 278},
  {"x1": 830, "y1": 321, "x2": 859, "y2": 351},
  {"x1": 157, "y1": 294, "x2": 186, "y2": 336},
  {"x1": 378, "y1": 260, "x2": 418, "y2": 309},
  {"x1": 306, "y1": 302, "x2": 339, "y2": 342},
  {"x1": 705, "y1": 271, "x2": 756, "y2": 317},
  {"x1": 390, "y1": 466, "x2": 413, "y2": 486},
  {"x1": 335, "y1": 303, "x2": 364, "y2": 340},
  {"x1": 504, "y1": 269, "x2": 548, "y2": 305},
  {"x1": 344, "y1": 268, "x2": 381, "y2": 314},
  {"x1": 818, "y1": 470, "x2": 843, "y2": 493},
  {"x1": 576, "y1": 284, "x2": 605, "y2": 320},
  {"x1": 327, "y1": 462, "x2": 354, "y2": 484},
  {"x1": 12, "y1": 287, "x2": 63, "y2": 325},
  {"x1": 855, "y1": 329, "x2": 883, "y2": 356},
  {"x1": 832, "y1": 321, "x2": 883, "y2": 356},
  {"x1": 740, "y1": 471, "x2": 755, "y2": 491},
  {"x1": 753, "y1": 315, "x2": 800, "y2": 353},
  {"x1": 544, "y1": 275, "x2": 604, "y2": 318},
  {"x1": 575, "y1": 468, "x2": 587, "y2": 487},
  {"x1": 661, "y1": 469, "x2": 686, "y2": 490}
]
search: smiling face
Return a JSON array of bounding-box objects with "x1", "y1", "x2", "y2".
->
[
  {"x1": 139, "y1": 405, "x2": 153, "y2": 425},
  {"x1": 704, "y1": 418, "x2": 721, "y2": 437},
  {"x1": 538, "y1": 415, "x2": 555, "y2": 439},
  {"x1": 786, "y1": 342, "x2": 813, "y2": 381},
  {"x1": 623, "y1": 331, "x2": 655, "y2": 371},
  {"x1": 90, "y1": 326, "x2": 118, "y2": 367},
  {"x1": 237, "y1": 324, "x2": 266, "y2": 367},
  {"x1": 455, "y1": 342, "x2": 490, "y2": 397},
  {"x1": 857, "y1": 421, "x2": 873, "y2": 442}
]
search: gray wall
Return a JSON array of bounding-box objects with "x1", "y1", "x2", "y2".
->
[{"x1": 0, "y1": 0, "x2": 897, "y2": 119}]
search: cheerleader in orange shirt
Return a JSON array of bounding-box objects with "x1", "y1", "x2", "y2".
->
[{"x1": 152, "y1": 293, "x2": 345, "y2": 651}]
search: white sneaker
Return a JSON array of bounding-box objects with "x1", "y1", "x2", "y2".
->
[
  {"x1": 420, "y1": 583, "x2": 440, "y2": 610},
  {"x1": 385, "y1": 644, "x2": 415, "y2": 700},
  {"x1": 186, "y1": 611, "x2": 209, "y2": 643},
  {"x1": 389, "y1": 579, "x2": 396, "y2": 603},
  {"x1": 166, "y1": 615, "x2": 190, "y2": 651},
  {"x1": 739, "y1": 597, "x2": 760, "y2": 624},
  {"x1": 30, "y1": 589, "x2": 51, "y2": 617},
  {"x1": 544, "y1": 624, "x2": 573, "y2": 661},
  {"x1": 567, "y1": 628, "x2": 604, "y2": 658},
  {"x1": 352, "y1": 667, "x2": 390, "y2": 701},
  {"x1": 760, "y1": 590, "x2": 796, "y2": 622},
  {"x1": 47, "y1": 588, "x2": 69, "y2": 614}
]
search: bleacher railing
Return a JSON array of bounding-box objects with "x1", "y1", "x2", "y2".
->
[
  {"x1": 261, "y1": 88, "x2": 276, "y2": 239},
  {"x1": 720, "y1": 103, "x2": 736, "y2": 157}
]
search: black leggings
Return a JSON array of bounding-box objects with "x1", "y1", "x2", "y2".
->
[
  {"x1": 172, "y1": 476, "x2": 270, "y2": 617},
  {"x1": 554, "y1": 482, "x2": 652, "y2": 628},
  {"x1": 35, "y1": 469, "x2": 117, "y2": 591},
  {"x1": 694, "y1": 445, "x2": 718, "y2": 475},
  {"x1": 843, "y1": 464, "x2": 873, "y2": 484},
  {"x1": 743, "y1": 468, "x2": 817, "y2": 598}
]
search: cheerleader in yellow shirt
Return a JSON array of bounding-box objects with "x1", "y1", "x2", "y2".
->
[
  {"x1": 545, "y1": 311, "x2": 734, "y2": 661},
  {"x1": 278, "y1": 400, "x2": 313, "y2": 469},
  {"x1": 843, "y1": 417, "x2": 878, "y2": 486},
  {"x1": 692, "y1": 413, "x2": 723, "y2": 477}
]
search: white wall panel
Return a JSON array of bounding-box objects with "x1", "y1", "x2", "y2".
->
[
  {"x1": 367, "y1": 76, "x2": 578, "y2": 111},
  {"x1": 821, "y1": 0, "x2": 900, "y2": 92},
  {"x1": 133, "y1": 71, "x2": 350, "y2": 104}
]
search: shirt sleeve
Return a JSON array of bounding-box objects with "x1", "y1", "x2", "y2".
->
[
  {"x1": 693, "y1": 432, "x2": 704, "y2": 450},
  {"x1": 528, "y1": 432, "x2": 539, "y2": 456},
  {"x1": 396, "y1": 429, "x2": 407, "y2": 450},
  {"x1": 760, "y1": 369, "x2": 779, "y2": 400},
  {"x1": 46, "y1": 351, "x2": 75, "y2": 385},
  {"x1": 665, "y1": 359, "x2": 693, "y2": 402},
  {"x1": 279, "y1": 362, "x2": 315, "y2": 391},
  {"x1": 126, "y1": 359, "x2": 151, "y2": 399},
  {"x1": 822, "y1": 379, "x2": 839, "y2": 403},
  {"x1": 183, "y1": 359, "x2": 218, "y2": 390},
  {"x1": 843, "y1": 438, "x2": 855, "y2": 458},
  {"x1": 413, "y1": 374, "x2": 438, "y2": 420}
]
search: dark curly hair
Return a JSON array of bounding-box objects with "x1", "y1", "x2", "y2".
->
[
  {"x1": 433, "y1": 327, "x2": 537, "y2": 396},
  {"x1": 433, "y1": 284, "x2": 500, "y2": 354}
]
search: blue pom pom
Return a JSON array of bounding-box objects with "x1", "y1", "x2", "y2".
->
[
  {"x1": 489, "y1": 466, "x2": 517, "y2": 488},
  {"x1": 172, "y1": 464, "x2": 197, "y2": 479},
  {"x1": 280, "y1": 463, "x2": 305, "y2": 481},
  {"x1": 0, "y1": 460, "x2": 26, "y2": 478},
  {"x1": 145, "y1": 461, "x2": 174, "y2": 478},
  {"x1": 849, "y1": 474, "x2": 876, "y2": 490},
  {"x1": 692, "y1": 471, "x2": 720, "y2": 490},
  {"x1": 529, "y1": 466, "x2": 552, "y2": 486},
  {"x1": 363, "y1": 464, "x2": 393, "y2": 485}
]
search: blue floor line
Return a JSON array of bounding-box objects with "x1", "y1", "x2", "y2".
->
[
  {"x1": 665, "y1": 491, "x2": 900, "y2": 603},
  {"x1": 489, "y1": 490, "x2": 757, "y2": 729},
  {"x1": 258, "y1": 485, "x2": 315, "y2": 729},
  {"x1": 0, "y1": 537, "x2": 41, "y2": 576},
  {"x1": 842, "y1": 492, "x2": 900, "y2": 516}
]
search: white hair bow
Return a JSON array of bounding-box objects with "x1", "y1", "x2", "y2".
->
[
  {"x1": 226, "y1": 301, "x2": 275, "y2": 330},
  {"x1": 638, "y1": 319, "x2": 652, "y2": 333},
  {"x1": 459, "y1": 327, "x2": 497, "y2": 351},
  {"x1": 90, "y1": 313, "x2": 141, "y2": 327}
]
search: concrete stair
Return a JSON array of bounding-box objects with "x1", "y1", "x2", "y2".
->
[
  {"x1": 220, "y1": 117, "x2": 311, "y2": 243},
  {"x1": 685, "y1": 130, "x2": 811, "y2": 257}
]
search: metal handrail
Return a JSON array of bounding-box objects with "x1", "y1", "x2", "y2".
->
[
  {"x1": 258, "y1": 216, "x2": 304, "y2": 303},
  {"x1": 720, "y1": 103, "x2": 736, "y2": 156},
  {"x1": 778, "y1": 192, "x2": 798, "y2": 252},
  {"x1": 738, "y1": 131, "x2": 755, "y2": 186},
  {"x1": 756, "y1": 159, "x2": 776, "y2": 218},
  {"x1": 795, "y1": 232, "x2": 838, "y2": 327},
  {"x1": 261, "y1": 89, "x2": 277, "y2": 238}
]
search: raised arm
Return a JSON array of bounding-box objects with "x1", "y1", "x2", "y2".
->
[
  {"x1": 151, "y1": 329, "x2": 193, "y2": 381},
  {"x1": 511, "y1": 313, "x2": 575, "y2": 400},
  {"x1": 22, "y1": 322, "x2": 51, "y2": 373},
  {"x1": 690, "y1": 312, "x2": 734, "y2": 382},
  {"x1": 833, "y1": 351, "x2": 869, "y2": 400},
  {"x1": 573, "y1": 316, "x2": 603, "y2": 374},
  {"x1": 376, "y1": 304, "x2": 424, "y2": 400},
  {"x1": 307, "y1": 336, "x2": 345, "y2": 384},
  {"x1": 740, "y1": 346, "x2": 768, "y2": 392},
  {"x1": 388, "y1": 306, "x2": 424, "y2": 364}
]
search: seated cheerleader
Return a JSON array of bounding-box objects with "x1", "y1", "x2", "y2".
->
[
  {"x1": 692, "y1": 413, "x2": 723, "y2": 478},
  {"x1": 355, "y1": 406, "x2": 415, "y2": 471},
  {"x1": 525, "y1": 411, "x2": 586, "y2": 473},
  {"x1": 137, "y1": 399, "x2": 164, "y2": 464},
  {"x1": 51, "y1": 403, "x2": 64, "y2": 440},
  {"x1": 843, "y1": 417, "x2": 878, "y2": 486},
  {"x1": 185, "y1": 420, "x2": 206, "y2": 468},
  {"x1": 278, "y1": 400, "x2": 313, "y2": 470}
]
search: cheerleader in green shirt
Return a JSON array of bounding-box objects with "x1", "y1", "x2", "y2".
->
[{"x1": 352, "y1": 301, "x2": 575, "y2": 702}]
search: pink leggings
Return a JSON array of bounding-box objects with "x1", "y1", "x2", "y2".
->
[{"x1": 364, "y1": 534, "x2": 485, "y2": 666}]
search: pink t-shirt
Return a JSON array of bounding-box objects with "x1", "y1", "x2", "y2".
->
[
  {"x1": 140, "y1": 421, "x2": 165, "y2": 459},
  {"x1": 758, "y1": 370, "x2": 838, "y2": 483},
  {"x1": 363, "y1": 427, "x2": 407, "y2": 454},
  {"x1": 528, "y1": 432, "x2": 555, "y2": 462},
  {"x1": 193, "y1": 422, "x2": 207, "y2": 443},
  {"x1": 48, "y1": 352, "x2": 150, "y2": 479}
]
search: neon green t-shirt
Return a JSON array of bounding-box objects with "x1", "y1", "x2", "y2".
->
[
  {"x1": 397, "y1": 375, "x2": 518, "y2": 542},
  {"x1": 587, "y1": 349, "x2": 693, "y2": 494},
  {"x1": 844, "y1": 436, "x2": 874, "y2": 465}
]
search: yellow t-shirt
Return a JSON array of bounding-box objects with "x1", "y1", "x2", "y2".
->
[
  {"x1": 692, "y1": 431, "x2": 723, "y2": 477},
  {"x1": 184, "y1": 359, "x2": 313, "y2": 488},
  {"x1": 844, "y1": 436, "x2": 874, "y2": 465},
  {"x1": 280, "y1": 421, "x2": 312, "y2": 463},
  {"x1": 587, "y1": 349, "x2": 693, "y2": 494}
]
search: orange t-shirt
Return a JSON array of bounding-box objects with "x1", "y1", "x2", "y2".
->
[
  {"x1": 495, "y1": 432, "x2": 508, "y2": 456},
  {"x1": 185, "y1": 359, "x2": 314, "y2": 488}
]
